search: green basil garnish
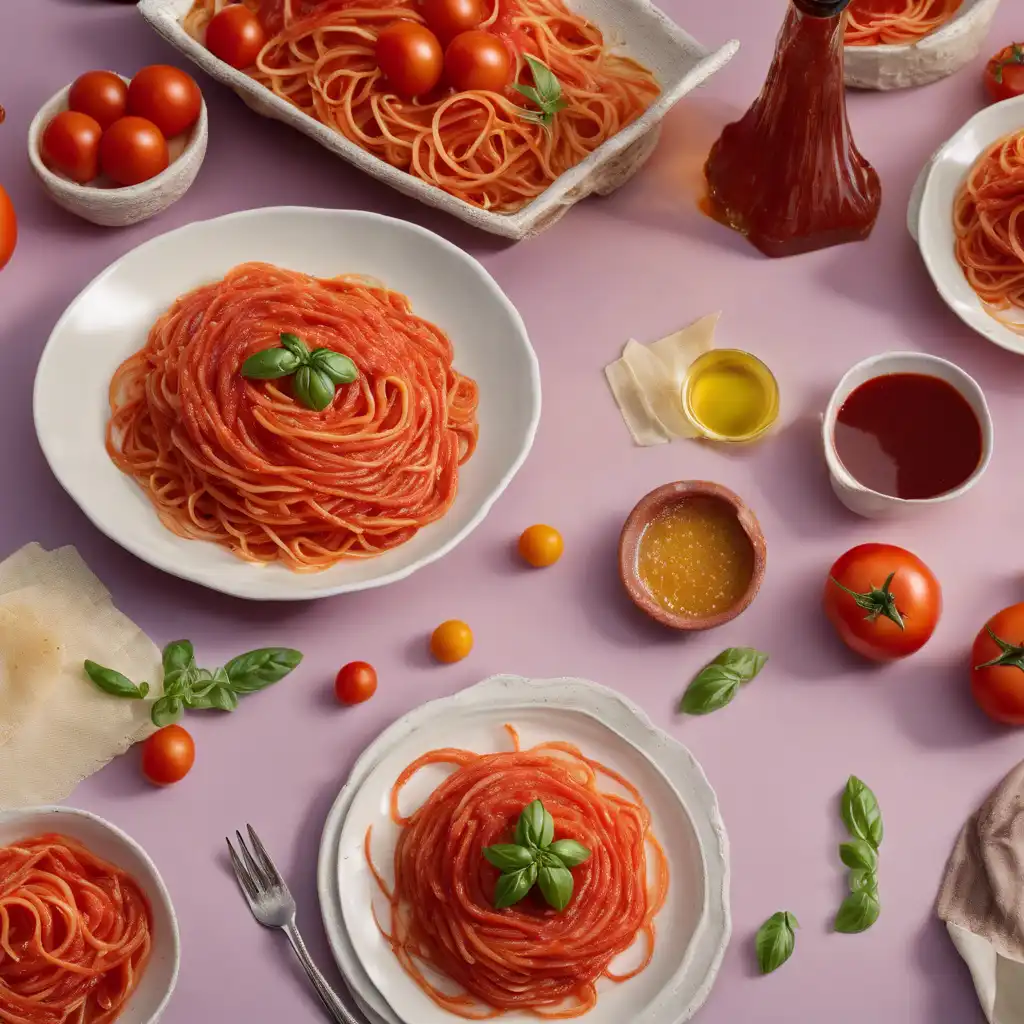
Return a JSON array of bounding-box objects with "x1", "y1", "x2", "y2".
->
[
  {"x1": 835, "y1": 776, "x2": 882, "y2": 933},
  {"x1": 513, "y1": 55, "x2": 568, "y2": 130},
  {"x1": 240, "y1": 332, "x2": 358, "y2": 412},
  {"x1": 84, "y1": 661, "x2": 149, "y2": 699},
  {"x1": 679, "y1": 647, "x2": 769, "y2": 715},
  {"x1": 755, "y1": 911, "x2": 798, "y2": 975}
]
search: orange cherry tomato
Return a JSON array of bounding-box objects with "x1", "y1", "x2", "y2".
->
[
  {"x1": 985, "y1": 43, "x2": 1024, "y2": 103},
  {"x1": 206, "y1": 5, "x2": 268, "y2": 69},
  {"x1": 41, "y1": 110, "x2": 103, "y2": 184},
  {"x1": 376, "y1": 21, "x2": 444, "y2": 99},
  {"x1": 420, "y1": 0, "x2": 483, "y2": 44},
  {"x1": 971, "y1": 603, "x2": 1024, "y2": 725},
  {"x1": 0, "y1": 185, "x2": 16, "y2": 272},
  {"x1": 430, "y1": 620, "x2": 473, "y2": 663},
  {"x1": 444, "y1": 30, "x2": 510, "y2": 93},
  {"x1": 518, "y1": 524, "x2": 563, "y2": 568},
  {"x1": 99, "y1": 116, "x2": 169, "y2": 186},
  {"x1": 335, "y1": 661, "x2": 378, "y2": 704},
  {"x1": 141, "y1": 724, "x2": 195, "y2": 786},
  {"x1": 68, "y1": 70, "x2": 128, "y2": 130},
  {"x1": 127, "y1": 65, "x2": 202, "y2": 138}
]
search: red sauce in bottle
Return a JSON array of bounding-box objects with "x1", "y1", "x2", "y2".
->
[
  {"x1": 704, "y1": 0, "x2": 881, "y2": 257},
  {"x1": 833, "y1": 373, "x2": 983, "y2": 500}
]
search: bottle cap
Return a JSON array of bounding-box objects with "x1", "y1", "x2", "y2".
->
[{"x1": 794, "y1": 0, "x2": 852, "y2": 15}]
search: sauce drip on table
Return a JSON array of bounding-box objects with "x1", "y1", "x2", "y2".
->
[
  {"x1": 833, "y1": 373, "x2": 983, "y2": 500},
  {"x1": 637, "y1": 498, "x2": 754, "y2": 618}
]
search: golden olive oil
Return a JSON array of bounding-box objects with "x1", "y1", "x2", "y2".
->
[{"x1": 682, "y1": 349, "x2": 779, "y2": 442}]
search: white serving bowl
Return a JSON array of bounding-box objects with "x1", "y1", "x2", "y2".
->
[
  {"x1": 822, "y1": 351, "x2": 993, "y2": 519},
  {"x1": 0, "y1": 806, "x2": 180, "y2": 1024},
  {"x1": 910, "y1": 94, "x2": 1024, "y2": 356},
  {"x1": 28, "y1": 75, "x2": 208, "y2": 227},
  {"x1": 844, "y1": 0, "x2": 1001, "y2": 90}
]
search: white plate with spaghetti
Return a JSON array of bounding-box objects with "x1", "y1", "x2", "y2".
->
[
  {"x1": 317, "y1": 675, "x2": 731, "y2": 1024},
  {"x1": 33, "y1": 207, "x2": 540, "y2": 600}
]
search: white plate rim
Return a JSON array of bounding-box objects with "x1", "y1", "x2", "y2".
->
[
  {"x1": 316, "y1": 674, "x2": 731, "y2": 1024},
  {"x1": 32, "y1": 206, "x2": 541, "y2": 601}
]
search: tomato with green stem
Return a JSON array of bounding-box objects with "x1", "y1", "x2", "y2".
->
[
  {"x1": 971, "y1": 604, "x2": 1024, "y2": 724},
  {"x1": 823, "y1": 544, "x2": 941, "y2": 662},
  {"x1": 985, "y1": 43, "x2": 1024, "y2": 103}
]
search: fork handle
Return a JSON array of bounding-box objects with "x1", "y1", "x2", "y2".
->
[{"x1": 283, "y1": 922, "x2": 365, "y2": 1024}]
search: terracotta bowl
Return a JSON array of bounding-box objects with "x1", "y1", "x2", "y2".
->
[{"x1": 618, "y1": 480, "x2": 767, "y2": 631}]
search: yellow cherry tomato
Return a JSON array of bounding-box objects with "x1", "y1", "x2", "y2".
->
[
  {"x1": 518, "y1": 524, "x2": 564, "y2": 568},
  {"x1": 430, "y1": 620, "x2": 473, "y2": 663}
]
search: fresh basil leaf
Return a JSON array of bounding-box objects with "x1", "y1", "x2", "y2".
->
[
  {"x1": 755, "y1": 911, "x2": 798, "y2": 975},
  {"x1": 305, "y1": 367, "x2": 336, "y2": 411},
  {"x1": 842, "y1": 776, "x2": 883, "y2": 849},
  {"x1": 84, "y1": 661, "x2": 148, "y2": 699},
  {"x1": 512, "y1": 83, "x2": 543, "y2": 106},
  {"x1": 280, "y1": 332, "x2": 310, "y2": 360},
  {"x1": 848, "y1": 869, "x2": 879, "y2": 897},
  {"x1": 151, "y1": 696, "x2": 183, "y2": 728},
  {"x1": 162, "y1": 640, "x2": 195, "y2": 679},
  {"x1": 241, "y1": 348, "x2": 303, "y2": 380},
  {"x1": 293, "y1": 365, "x2": 313, "y2": 409},
  {"x1": 547, "y1": 839, "x2": 591, "y2": 868},
  {"x1": 223, "y1": 648, "x2": 303, "y2": 693},
  {"x1": 516, "y1": 799, "x2": 547, "y2": 848},
  {"x1": 538, "y1": 805, "x2": 555, "y2": 849},
  {"x1": 310, "y1": 349, "x2": 359, "y2": 385},
  {"x1": 493, "y1": 862, "x2": 537, "y2": 909},
  {"x1": 162, "y1": 672, "x2": 190, "y2": 700},
  {"x1": 523, "y1": 55, "x2": 560, "y2": 105},
  {"x1": 537, "y1": 862, "x2": 573, "y2": 911},
  {"x1": 839, "y1": 839, "x2": 878, "y2": 873},
  {"x1": 835, "y1": 889, "x2": 880, "y2": 933},
  {"x1": 680, "y1": 664, "x2": 741, "y2": 715},
  {"x1": 483, "y1": 844, "x2": 535, "y2": 873},
  {"x1": 713, "y1": 647, "x2": 769, "y2": 681},
  {"x1": 207, "y1": 685, "x2": 239, "y2": 712}
]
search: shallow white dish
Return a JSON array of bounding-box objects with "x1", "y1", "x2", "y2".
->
[
  {"x1": 33, "y1": 207, "x2": 540, "y2": 601},
  {"x1": 317, "y1": 674, "x2": 731, "y2": 1024},
  {"x1": 0, "y1": 806, "x2": 180, "y2": 1024},
  {"x1": 913, "y1": 95, "x2": 1024, "y2": 356},
  {"x1": 138, "y1": 0, "x2": 738, "y2": 241}
]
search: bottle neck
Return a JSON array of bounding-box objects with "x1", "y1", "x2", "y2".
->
[{"x1": 792, "y1": 0, "x2": 851, "y2": 16}]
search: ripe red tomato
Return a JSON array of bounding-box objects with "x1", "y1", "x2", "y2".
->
[
  {"x1": 127, "y1": 65, "x2": 202, "y2": 138},
  {"x1": 971, "y1": 604, "x2": 1024, "y2": 724},
  {"x1": 100, "y1": 116, "x2": 169, "y2": 186},
  {"x1": 0, "y1": 186, "x2": 16, "y2": 271},
  {"x1": 421, "y1": 0, "x2": 483, "y2": 44},
  {"x1": 141, "y1": 724, "x2": 195, "y2": 786},
  {"x1": 985, "y1": 43, "x2": 1024, "y2": 103},
  {"x1": 335, "y1": 661, "x2": 378, "y2": 705},
  {"x1": 68, "y1": 70, "x2": 128, "y2": 130},
  {"x1": 41, "y1": 111, "x2": 103, "y2": 184},
  {"x1": 444, "y1": 30, "x2": 511, "y2": 93},
  {"x1": 205, "y1": 5, "x2": 268, "y2": 69},
  {"x1": 823, "y1": 543, "x2": 941, "y2": 662},
  {"x1": 376, "y1": 21, "x2": 444, "y2": 99}
]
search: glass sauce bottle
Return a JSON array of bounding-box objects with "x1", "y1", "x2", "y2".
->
[{"x1": 704, "y1": 0, "x2": 881, "y2": 258}]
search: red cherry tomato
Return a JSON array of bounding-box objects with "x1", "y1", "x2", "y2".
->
[
  {"x1": 985, "y1": 43, "x2": 1024, "y2": 103},
  {"x1": 68, "y1": 70, "x2": 128, "y2": 130},
  {"x1": 127, "y1": 65, "x2": 202, "y2": 138},
  {"x1": 205, "y1": 5, "x2": 268, "y2": 69},
  {"x1": 335, "y1": 661, "x2": 378, "y2": 705},
  {"x1": 376, "y1": 21, "x2": 444, "y2": 99},
  {"x1": 444, "y1": 30, "x2": 511, "y2": 93},
  {"x1": 0, "y1": 185, "x2": 16, "y2": 272},
  {"x1": 99, "y1": 116, "x2": 169, "y2": 186},
  {"x1": 41, "y1": 111, "x2": 103, "y2": 184},
  {"x1": 420, "y1": 0, "x2": 483, "y2": 44},
  {"x1": 141, "y1": 724, "x2": 195, "y2": 786},
  {"x1": 971, "y1": 603, "x2": 1024, "y2": 725}
]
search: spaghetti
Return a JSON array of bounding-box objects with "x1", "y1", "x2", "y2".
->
[
  {"x1": 107, "y1": 262, "x2": 479, "y2": 571},
  {"x1": 953, "y1": 130, "x2": 1024, "y2": 335},
  {"x1": 845, "y1": 0, "x2": 963, "y2": 46},
  {"x1": 367, "y1": 726, "x2": 669, "y2": 1018},
  {"x1": 183, "y1": 0, "x2": 660, "y2": 213},
  {"x1": 0, "y1": 834, "x2": 152, "y2": 1024}
]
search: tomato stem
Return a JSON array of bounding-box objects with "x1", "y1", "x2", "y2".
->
[
  {"x1": 993, "y1": 43, "x2": 1024, "y2": 84},
  {"x1": 975, "y1": 626, "x2": 1024, "y2": 671},
  {"x1": 830, "y1": 572, "x2": 905, "y2": 631}
]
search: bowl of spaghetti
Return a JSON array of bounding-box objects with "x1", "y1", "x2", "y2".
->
[
  {"x1": 0, "y1": 806, "x2": 179, "y2": 1024},
  {"x1": 843, "y1": 0, "x2": 1002, "y2": 90},
  {"x1": 137, "y1": 0, "x2": 738, "y2": 240},
  {"x1": 914, "y1": 95, "x2": 1024, "y2": 355}
]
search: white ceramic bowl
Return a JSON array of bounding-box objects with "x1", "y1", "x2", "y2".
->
[
  {"x1": 27, "y1": 75, "x2": 208, "y2": 227},
  {"x1": 33, "y1": 207, "x2": 541, "y2": 601},
  {"x1": 844, "y1": 0, "x2": 1001, "y2": 90},
  {"x1": 822, "y1": 351, "x2": 993, "y2": 519},
  {"x1": 910, "y1": 94, "x2": 1024, "y2": 356},
  {"x1": 0, "y1": 806, "x2": 180, "y2": 1024}
]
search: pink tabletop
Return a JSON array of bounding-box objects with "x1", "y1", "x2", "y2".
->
[{"x1": 3, "y1": 1, "x2": 1023, "y2": 1021}]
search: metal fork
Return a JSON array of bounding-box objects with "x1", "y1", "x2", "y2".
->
[{"x1": 227, "y1": 824, "x2": 364, "y2": 1024}]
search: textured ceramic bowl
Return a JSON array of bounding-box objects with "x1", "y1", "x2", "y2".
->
[
  {"x1": 27, "y1": 75, "x2": 207, "y2": 227},
  {"x1": 844, "y1": 0, "x2": 1001, "y2": 91},
  {"x1": 618, "y1": 480, "x2": 767, "y2": 632}
]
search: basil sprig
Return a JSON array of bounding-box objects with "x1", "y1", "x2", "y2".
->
[
  {"x1": 755, "y1": 911, "x2": 798, "y2": 975},
  {"x1": 84, "y1": 639, "x2": 302, "y2": 728},
  {"x1": 835, "y1": 776, "x2": 882, "y2": 933},
  {"x1": 483, "y1": 799, "x2": 591, "y2": 912},
  {"x1": 513, "y1": 55, "x2": 567, "y2": 130},
  {"x1": 240, "y1": 332, "x2": 358, "y2": 412},
  {"x1": 679, "y1": 647, "x2": 768, "y2": 715}
]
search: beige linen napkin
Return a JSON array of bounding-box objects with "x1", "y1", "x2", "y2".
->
[{"x1": 938, "y1": 760, "x2": 1024, "y2": 1023}]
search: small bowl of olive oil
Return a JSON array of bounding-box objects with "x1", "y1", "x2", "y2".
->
[{"x1": 681, "y1": 349, "x2": 779, "y2": 443}]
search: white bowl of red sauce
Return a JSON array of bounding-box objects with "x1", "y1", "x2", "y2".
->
[{"x1": 822, "y1": 352, "x2": 992, "y2": 519}]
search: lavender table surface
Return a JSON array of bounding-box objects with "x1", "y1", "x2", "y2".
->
[{"x1": 3, "y1": 1, "x2": 1022, "y2": 1021}]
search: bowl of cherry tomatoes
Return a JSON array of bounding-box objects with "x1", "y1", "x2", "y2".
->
[{"x1": 28, "y1": 65, "x2": 208, "y2": 227}]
